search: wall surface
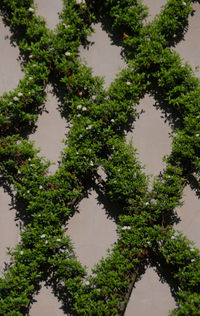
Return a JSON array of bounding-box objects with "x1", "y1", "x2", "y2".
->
[{"x1": 0, "y1": 1, "x2": 199, "y2": 315}]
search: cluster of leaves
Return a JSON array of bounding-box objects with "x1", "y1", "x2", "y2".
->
[{"x1": 0, "y1": 0, "x2": 199, "y2": 315}]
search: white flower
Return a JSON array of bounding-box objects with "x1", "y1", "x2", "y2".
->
[
  {"x1": 65, "y1": 52, "x2": 71, "y2": 57},
  {"x1": 77, "y1": 114, "x2": 81, "y2": 118},
  {"x1": 122, "y1": 226, "x2": 131, "y2": 231},
  {"x1": 18, "y1": 92, "x2": 23, "y2": 97},
  {"x1": 183, "y1": 1, "x2": 187, "y2": 6},
  {"x1": 29, "y1": 77, "x2": 33, "y2": 80},
  {"x1": 145, "y1": 202, "x2": 149, "y2": 206},
  {"x1": 90, "y1": 161, "x2": 94, "y2": 166},
  {"x1": 13, "y1": 96, "x2": 19, "y2": 101},
  {"x1": 82, "y1": 107, "x2": 87, "y2": 111},
  {"x1": 76, "y1": 0, "x2": 85, "y2": 4},
  {"x1": 20, "y1": 251, "x2": 23, "y2": 255},
  {"x1": 85, "y1": 280, "x2": 90, "y2": 286},
  {"x1": 77, "y1": 105, "x2": 82, "y2": 110},
  {"x1": 151, "y1": 198, "x2": 156, "y2": 204},
  {"x1": 27, "y1": 190, "x2": 30, "y2": 194},
  {"x1": 195, "y1": 133, "x2": 200, "y2": 137},
  {"x1": 171, "y1": 236, "x2": 176, "y2": 240},
  {"x1": 126, "y1": 81, "x2": 131, "y2": 86},
  {"x1": 18, "y1": 170, "x2": 21, "y2": 174},
  {"x1": 29, "y1": 55, "x2": 33, "y2": 59},
  {"x1": 111, "y1": 119, "x2": 115, "y2": 123},
  {"x1": 191, "y1": 258, "x2": 195, "y2": 263},
  {"x1": 41, "y1": 234, "x2": 46, "y2": 239},
  {"x1": 45, "y1": 240, "x2": 48, "y2": 244},
  {"x1": 28, "y1": 7, "x2": 34, "y2": 12},
  {"x1": 56, "y1": 239, "x2": 61, "y2": 242},
  {"x1": 86, "y1": 125, "x2": 92, "y2": 130},
  {"x1": 91, "y1": 95, "x2": 96, "y2": 100},
  {"x1": 63, "y1": 23, "x2": 70, "y2": 29},
  {"x1": 39, "y1": 185, "x2": 43, "y2": 189}
]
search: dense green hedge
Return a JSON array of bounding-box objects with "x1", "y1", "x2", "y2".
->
[{"x1": 0, "y1": 0, "x2": 199, "y2": 315}]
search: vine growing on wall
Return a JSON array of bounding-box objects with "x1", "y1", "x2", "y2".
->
[{"x1": 0, "y1": 0, "x2": 199, "y2": 315}]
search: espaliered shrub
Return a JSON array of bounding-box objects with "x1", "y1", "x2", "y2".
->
[{"x1": 0, "y1": 0, "x2": 199, "y2": 315}]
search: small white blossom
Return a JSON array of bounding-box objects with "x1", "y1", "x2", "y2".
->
[
  {"x1": 77, "y1": 114, "x2": 81, "y2": 117},
  {"x1": 82, "y1": 107, "x2": 87, "y2": 111},
  {"x1": 151, "y1": 198, "x2": 156, "y2": 204},
  {"x1": 91, "y1": 95, "x2": 96, "y2": 100},
  {"x1": 195, "y1": 133, "x2": 200, "y2": 137},
  {"x1": 18, "y1": 170, "x2": 21, "y2": 174},
  {"x1": 126, "y1": 81, "x2": 131, "y2": 86},
  {"x1": 90, "y1": 161, "x2": 94, "y2": 166},
  {"x1": 27, "y1": 190, "x2": 30, "y2": 194},
  {"x1": 65, "y1": 52, "x2": 71, "y2": 57},
  {"x1": 29, "y1": 55, "x2": 33, "y2": 59},
  {"x1": 29, "y1": 76, "x2": 33, "y2": 80},
  {"x1": 183, "y1": 1, "x2": 187, "y2": 6},
  {"x1": 39, "y1": 185, "x2": 43, "y2": 189},
  {"x1": 13, "y1": 96, "x2": 19, "y2": 101},
  {"x1": 85, "y1": 280, "x2": 90, "y2": 286},
  {"x1": 122, "y1": 226, "x2": 131, "y2": 231},
  {"x1": 56, "y1": 239, "x2": 61, "y2": 242},
  {"x1": 111, "y1": 119, "x2": 115, "y2": 123},
  {"x1": 76, "y1": 0, "x2": 85, "y2": 4},
  {"x1": 145, "y1": 202, "x2": 149, "y2": 206},
  {"x1": 77, "y1": 105, "x2": 82, "y2": 110},
  {"x1": 86, "y1": 125, "x2": 92, "y2": 130},
  {"x1": 41, "y1": 234, "x2": 46, "y2": 239},
  {"x1": 20, "y1": 251, "x2": 24, "y2": 255},
  {"x1": 191, "y1": 258, "x2": 195, "y2": 263},
  {"x1": 45, "y1": 240, "x2": 48, "y2": 244},
  {"x1": 18, "y1": 92, "x2": 23, "y2": 97},
  {"x1": 63, "y1": 23, "x2": 70, "y2": 29},
  {"x1": 28, "y1": 7, "x2": 34, "y2": 12}
]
